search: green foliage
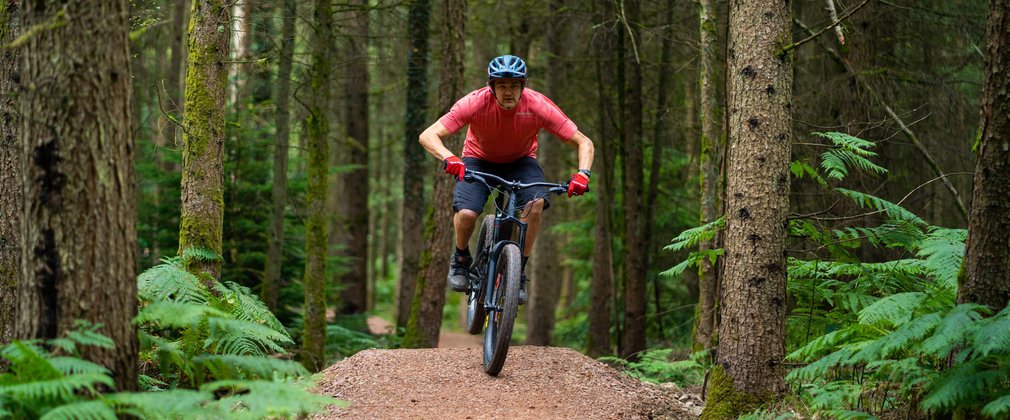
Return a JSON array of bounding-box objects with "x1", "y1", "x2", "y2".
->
[
  {"x1": 812, "y1": 132, "x2": 887, "y2": 181},
  {"x1": 601, "y1": 349, "x2": 708, "y2": 386}
]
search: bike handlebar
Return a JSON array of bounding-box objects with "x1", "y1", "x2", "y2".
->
[{"x1": 463, "y1": 169, "x2": 576, "y2": 195}]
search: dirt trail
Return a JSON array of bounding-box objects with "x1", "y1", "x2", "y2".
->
[{"x1": 313, "y1": 317, "x2": 703, "y2": 419}]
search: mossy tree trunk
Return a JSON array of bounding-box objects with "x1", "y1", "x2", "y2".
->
[
  {"x1": 16, "y1": 0, "x2": 138, "y2": 391},
  {"x1": 701, "y1": 0, "x2": 792, "y2": 417},
  {"x1": 620, "y1": 0, "x2": 647, "y2": 360},
  {"x1": 526, "y1": 0, "x2": 568, "y2": 347},
  {"x1": 301, "y1": 0, "x2": 333, "y2": 372},
  {"x1": 959, "y1": 0, "x2": 1010, "y2": 311},
  {"x1": 336, "y1": 0, "x2": 370, "y2": 315},
  {"x1": 396, "y1": 0, "x2": 431, "y2": 329},
  {"x1": 0, "y1": 0, "x2": 21, "y2": 348},
  {"x1": 694, "y1": 0, "x2": 722, "y2": 353},
  {"x1": 586, "y1": 0, "x2": 617, "y2": 358},
  {"x1": 403, "y1": 0, "x2": 463, "y2": 348},
  {"x1": 262, "y1": 0, "x2": 296, "y2": 311},
  {"x1": 179, "y1": 0, "x2": 230, "y2": 279}
]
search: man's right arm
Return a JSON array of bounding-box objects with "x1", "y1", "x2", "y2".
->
[{"x1": 419, "y1": 121, "x2": 455, "y2": 161}]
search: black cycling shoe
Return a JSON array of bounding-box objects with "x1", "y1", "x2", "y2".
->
[
  {"x1": 447, "y1": 250, "x2": 472, "y2": 292},
  {"x1": 518, "y1": 273, "x2": 528, "y2": 305}
]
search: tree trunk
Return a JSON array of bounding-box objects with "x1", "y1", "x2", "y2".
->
[
  {"x1": 620, "y1": 0, "x2": 646, "y2": 360},
  {"x1": 587, "y1": 0, "x2": 617, "y2": 358},
  {"x1": 335, "y1": 0, "x2": 370, "y2": 315},
  {"x1": 396, "y1": 0, "x2": 431, "y2": 329},
  {"x1": 526, "y1": 0, "x2": 569, "y2": 346},
  {"x1": 403, "y1": 0, "x2": 464, "y2": 348},
  {"x1": 262, "y1": 0, "x2": 296, "y2": 312},
  {"x1": 179, "y1": 0, "x2": 230, "y2": 279},
  {"x1": 0, "y1": 0, "x2": 21, "y2": 348},
  {"x1": 301, "y1": 0, "x2": 333, "y2": 373},
  {"x1": 702, "y1": 0, "x2": 792, "y2": 416},
  {"x1": 228, "y1": 0, "x2": 253, "y2": 107},
  {"x1": 16, "y1": 0, "x2": 137, "y2": 391},
  {"x1": 958, "y1": 0, "x2": 1010, "y2": 311},
  {"x1": 166, "y1": 0, "x2": 187, "y2": 148},
  {"x1": 694, "y1": 0, "x2": 721, "y2": 353}
]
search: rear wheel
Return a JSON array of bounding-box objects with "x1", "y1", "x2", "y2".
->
[
  {"x1": 483, "y1": 243, "x2": 521, "y2": 375},
  {"x1": 466, "y1": 215, "x2": 495, "y2": 335}
]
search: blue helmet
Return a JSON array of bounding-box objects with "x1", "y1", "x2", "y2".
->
[{"x1": 487, "y1": 55, "x2": 527, "y2": 83}]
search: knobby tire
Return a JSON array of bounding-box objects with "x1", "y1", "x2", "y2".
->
[{"x1": 483, "y1": 243, "x2": 521, "y2": 375}]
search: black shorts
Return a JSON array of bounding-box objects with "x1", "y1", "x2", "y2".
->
[{"x1": 453, "y1": 157, "x2": 552, "y2": 214}]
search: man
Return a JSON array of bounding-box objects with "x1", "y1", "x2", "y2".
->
[{"x1": 419, "y1": 54, "x2": 594, "y2": 305}]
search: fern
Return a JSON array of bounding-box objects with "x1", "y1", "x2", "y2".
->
[
  {"x1": 920, "y1": 362, "x2": 1005, "y2": 411},
  {"x1": 971, "y1": 315, "x2": 1010, "y2": 358},
  {"x1": 192, "y1": 355, "x2": 308, "y2": 381},
  {"x1": 915, "y1": 226, "x2": 967, "y2": 291},
  {"x1": 137, "y1": 259, "x2": 206, "y2": 304},
  {"x1": 919, "y1": 304, "x2": 985, "y2": 358},
  {"x1": 858, "y1": 292, "x2": 927, "y2": 327},
  {"x1": 37, "y1": 400, "x2": 116, "y2": 420},
  {"x1": 834, "y1": 188, "x2": 926, "y2": 225},
  {"x1": 982, "y1": 395, "x2": 1010, "y2": 418},
  {"x1": 135, "y1": 301, "x2": 231, "y2": 329},
  {"x1": 790, "y1": 160, "x2": 828, "y2": 187},
  {"x1": 201, "y1": 380, "x2": 342, "y2": 418},
  {"x1": 664, "y1": 217, "x2": 724, "y2": 252}
]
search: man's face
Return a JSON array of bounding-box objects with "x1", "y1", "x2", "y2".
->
[{"x1": 492, "y1": 78, "x2": 524, "y2": 110}]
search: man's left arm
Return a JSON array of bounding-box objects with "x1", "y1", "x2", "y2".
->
[{"x1": 564, "y1": 130, "x2": 595, "y2": 196}]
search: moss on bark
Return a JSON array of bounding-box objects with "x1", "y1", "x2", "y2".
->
[{"x1": 700, "y1": 365, "x2": 766, "y2": 419}]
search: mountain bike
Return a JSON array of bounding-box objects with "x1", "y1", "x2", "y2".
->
[{"x1": 461, "y1": 169, "x2": 572, "y2": 375}]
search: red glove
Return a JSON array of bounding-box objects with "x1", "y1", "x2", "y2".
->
[
  {"x1": 568, "y1": 171, "x2": 590, "y2": 197},
  {"x1": 443, "y1": 156, "x2": 465, "y2": 181}
]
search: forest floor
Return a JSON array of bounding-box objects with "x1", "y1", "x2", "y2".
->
[{"x1": 310, "y1": 317, "x2": 704, "y2": 419}]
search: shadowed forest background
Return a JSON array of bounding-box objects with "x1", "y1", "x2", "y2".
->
[{"x1": 3, "y1": 0, "x2": 1010, "y2": 418}]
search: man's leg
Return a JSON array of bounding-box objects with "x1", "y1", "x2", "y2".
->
[
  {"x1": 520, "y1": 198, "x2": 545, "y2": 257},
  {"x1": 454, "y1": 209, "x2": 479, "y2": 249}
]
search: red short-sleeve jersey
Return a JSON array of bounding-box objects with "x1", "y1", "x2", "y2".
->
[{"x1": 439, "y1": 87, "x2": 578, "y2": 163}]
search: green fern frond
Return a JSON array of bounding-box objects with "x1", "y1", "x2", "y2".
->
[
  {"x1": 181, "y1": 247, "x2": 222, "y2": 263},
  {"x1": 858, "y1": 292, "x2": 927, "y2": 326},
  {"x1": 66, "y1": 320, "x2": 116, "y2": 350},
  {"x1": 192, "y1": 355, "x2": 309, "y2": 381},
  {"x1": 201, "y1": 380, "x2": 341, "y2": 418},
  {"x1": 38, "y1": 400, "x2": 116, "y2": 420},
  {"x1": 664, "y1": 217, "x2": 725, "y2": 252},
  {"x1": 660, "y1": 249, "x2": 723, "y2": 278},
  {"x1": 787, "y1": 346, "x2": 858, "y2": 383},
  {"x1": 1, "y1": 341, "x2": 62, "y2": 382},
  {"x1": 137, "y1": 261, "x2": 207, "y2": 304},
  {"x1": 48, "y1": 358, "x2": 109, "y2": 376},
  {"x1": 921, "y1": 362, "x2": 1004, "y2": 411},
  {"x1": 834, "y1": 188, "x2": 926, "y2": 225},
  {"x1": 916, "y1": 227, "x2": 967, "y2": 291},
  {"x1": 205, "y1": 318, "x2": 289, "y2": 355},
  {"x1": 808, "y1": 381, "x2": 863, "y2": 410},
  {"x1": 791, "y1": 160, "x2": 829, "y2": 186},
  {"x1": 134, "y1": 301, "x2": 230, "y2": 329},
  {"x1": 920, "y1": 304, "x2": 986, "y2": 357},
  {"x1": 104, "y1": 389, "x2": 213, "y2": 419},
  {"x1": 812, "y1": 131, "x2": 876, "y2": 150},
  {"x1": 787, "y1": 326, "x2": 860, "y2": 363},
  {"x1": 822, "y1": 410, "x2": 878, "y2": 420},
  {"x1": 821, "y1": 149, "x2": 887, "y2": 181},
  {"x1": 217, "y1": 281, "x2": 287, "y2": 333},
  {"x1": 832, "y1": 221, "x2": 925, "y2": 249},
  {"x1": 0, "y1": 373, "x2": 113, "y2": 402},
  {"x1": 982, "y1": 394, "x2": 1010, "y2": 418},
  {"x1": 971, "y1": 316, "x2": 1010, "y2": 358}
]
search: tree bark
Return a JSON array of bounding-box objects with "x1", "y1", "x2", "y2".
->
[
  {"x1": 526, "y1": 0, "x2": 568, "y2": 347},
  {"x1": 0, "y1": 0, "x2": 21, "y2": 348},
  {"x1": 301, "y1": 0, "x2": 333, "y2": 373},
  {"x1": 620, "y1": 0, "x2": 646, "y2": 360},
  {"x1": 335, "y1": 0, "x2": 371, "y2": 315},
  {"x1": 179, "y1": 0, "x2": 230, "y2": 279},
  {"x1": 958, "y1": 0, "x2": 1010, "y2": 311},
  {"x1": 16, "y1": 0, "x2": 137, "y2": 391},
  {"x1": 694, "y1": 0, "x2": 721, "y2": 353},
  {"x1": 587, "y1": 0, "x2": 617, "y2": 358},
  {"x1": 262, "y1": 0, "x2": 297, "y2": 312},
  {"x1": 403, "y1": 0, "x2": 464, "y2": 348},
  {"x1": 165, "y1": 0, "x2": 187, "y2": 147},
  {"x1": 702, "y1": 0, "x2": 791, "y2": 415},
  {"x1": 228, "y1": 0, "x2": 254, "y2": 107},
  {"x1": 396, "y1": 0, "x2": 431, "y2": 329}
]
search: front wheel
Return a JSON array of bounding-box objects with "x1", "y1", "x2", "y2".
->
[{"x1": 483, "y1": 243, "x2": 522, "y2": 376}]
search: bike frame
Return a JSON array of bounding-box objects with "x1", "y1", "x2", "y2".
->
[{"x1": 464, "y1": 170, "x2": 567, "y2": 313}]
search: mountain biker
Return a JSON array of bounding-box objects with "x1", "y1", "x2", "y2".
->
[{"x1": 419, "y1": 54, "x2": 595, "y2": 305}]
